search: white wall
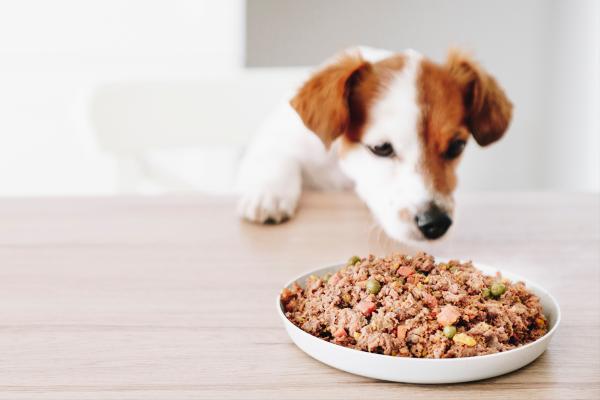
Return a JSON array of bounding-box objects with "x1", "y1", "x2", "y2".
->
[
  {"x1": 0, "y1": 0, "x2": 244, "y2": 195},
  {"x1": 545, "y1": 0, "x2": 600, "y2": 191}
]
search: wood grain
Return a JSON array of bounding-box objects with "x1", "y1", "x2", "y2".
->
[{"x1": 0, "y1": 192, "x2": 598, "y2": 399}]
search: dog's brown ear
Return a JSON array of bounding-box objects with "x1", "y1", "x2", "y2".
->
[
  {"x1": 446, "y1": 50, "x2": 513, "y2": 146},
  {"x1": 290, "y1": 54, "x2": 372, "y2": 148}
]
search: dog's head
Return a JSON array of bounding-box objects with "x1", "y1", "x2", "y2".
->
[{"x1": 291, "y1": 49, "x2": 512, "y2": 241}]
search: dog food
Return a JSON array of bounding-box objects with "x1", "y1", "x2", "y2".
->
[{"x1": 281, "y1": 253, "x2": 548, "y2": 358}]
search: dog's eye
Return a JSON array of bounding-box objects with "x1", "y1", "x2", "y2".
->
[
  {"x1": 368, "y1": 142, "x2": 395, "y2": 157},
  {"x1": 443, "y1": 139, "x2": 466, "y2": 159}
]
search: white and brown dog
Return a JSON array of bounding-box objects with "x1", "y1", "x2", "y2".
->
[{"x1": 237, "y1": 47, "x2": 512, "y2": 242}]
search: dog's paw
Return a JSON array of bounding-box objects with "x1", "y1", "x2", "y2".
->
[{"x1": 237, "y1": 189, "x2": 299, "y2": 224}]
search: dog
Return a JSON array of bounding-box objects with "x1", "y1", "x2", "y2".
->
[{"x1": 236, "y1": 47, "x2": 512, "y2": 242}]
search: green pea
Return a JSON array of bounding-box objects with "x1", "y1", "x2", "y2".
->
[
  {"x1": 366, "y1": 278, "x2": 381, "y2": 294},
  {"x1": 348, "y1": 255, "x2": 361, "y2": 265},
  {"x1": 443, "y1": 325, "x2": 457, "y2": 339},
  {"x1": 322, "y1": 273, "x2": 332, "y2": 282},
  {"x1": 482, "y1": 288, "x2": 491, "y2": 298},
  {"x1": 490, "y1": 282, "x2": 507, "y2": 297}
]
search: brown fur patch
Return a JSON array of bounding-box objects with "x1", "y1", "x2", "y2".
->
[
  {"x1": 446, "y1": 49, "x2": 513, "y2": 146},
  {"x1": 291, "y1": 53, "x2": 406, "y2": 150},
  {"x1": 344, "y1": 55, "x2": 407, "y2": 144},
  {"x1": 338, "y1": 55, "x2": 407, "y2": 158},
  {"x1": 417, "y1": 52, "x2": 513, "y2": 195},
  {"x1": 417, "y1": 59, "x2": 467, "y2": 195},
  {"x1": 290, "y1": 55, "x2": 372, "y2": 148}
]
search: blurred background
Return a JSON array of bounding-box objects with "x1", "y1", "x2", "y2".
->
[{"x1": 0, "y1": 0, "x2": 598, "y2": 196}]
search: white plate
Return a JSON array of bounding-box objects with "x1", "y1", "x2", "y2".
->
[{"x1": 277, "y1": 262, "x2": 560, "y2": 384}]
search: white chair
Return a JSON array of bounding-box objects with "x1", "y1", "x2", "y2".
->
[{"x1": 89, "y1": 68, "x2": 309, "y2": 194}]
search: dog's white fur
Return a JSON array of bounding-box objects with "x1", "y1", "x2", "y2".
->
[
  {"x1": 337, "y1": 49, "x2": 446, "y2": 241},
  {"x1": 236, "y1": 46, "x2": 509, "y2": 242},
  {"x1": 237, "y1": 47, "x2": 434, "y2": 240}
]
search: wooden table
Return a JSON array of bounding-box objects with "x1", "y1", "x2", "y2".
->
[{"x1": 0, "y1": 192, "x2": 598, "y2": 399}]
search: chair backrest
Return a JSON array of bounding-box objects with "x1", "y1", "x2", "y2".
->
[
  {"x1": 90, "y1": 67, "x2": 310, "y2": 153},
  {"x1": 88, "y1": 68, "x2": 310, "y2": 193}
]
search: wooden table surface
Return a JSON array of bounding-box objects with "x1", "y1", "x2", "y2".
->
[{"x1": 0, "y1": 192, "x2": 598, "y2": 399}]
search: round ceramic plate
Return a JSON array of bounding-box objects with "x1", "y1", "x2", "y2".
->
[{"x1": 277, "y1": 262, "x2": 560, "y2": 384}]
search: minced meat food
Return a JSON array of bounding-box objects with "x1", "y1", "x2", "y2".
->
[{"x1": 281, "y1": 252, "x2": 547, "y2": 358}]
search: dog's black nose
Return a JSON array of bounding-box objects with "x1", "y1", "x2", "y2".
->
[{"x1": 415, "y1": 205, "x2": 452, "y2": 240}]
